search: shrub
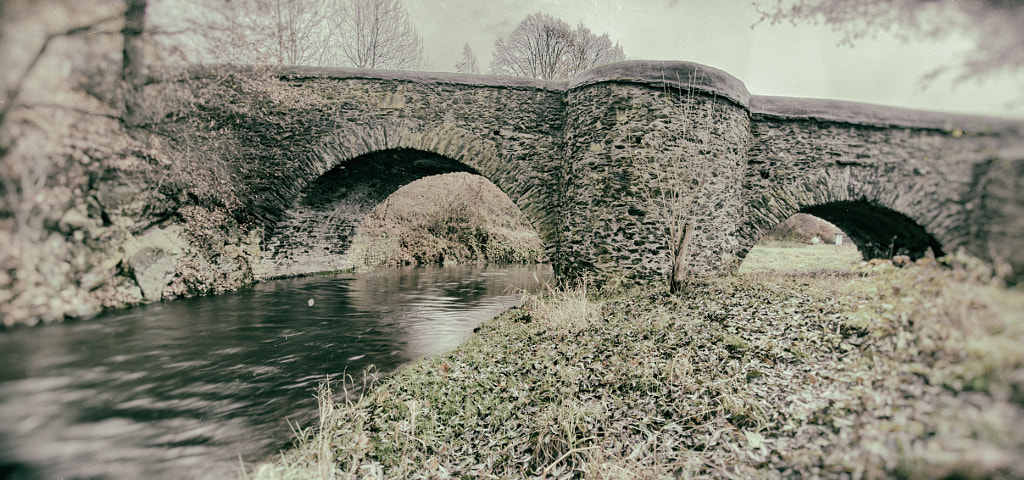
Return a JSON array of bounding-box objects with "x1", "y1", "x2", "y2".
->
[{"x1": 348, "y1": 172, "x2": 547, "y2": 269}]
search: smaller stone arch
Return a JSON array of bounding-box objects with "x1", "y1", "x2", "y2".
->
[{"x1": 740, "y1": 167, "x2": 946, "y2": 263}]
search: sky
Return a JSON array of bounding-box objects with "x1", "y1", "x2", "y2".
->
[{"x1": 401, "y1": 0, "x2": 1023, "y2": 119}]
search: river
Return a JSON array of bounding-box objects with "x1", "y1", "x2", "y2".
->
[{"x1": 0, "y1": 265, "x2": 552, "y2": 480}]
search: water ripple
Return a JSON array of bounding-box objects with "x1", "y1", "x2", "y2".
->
[{"x1": 0, "y1": 265, "x2": 551, "y2": 479}]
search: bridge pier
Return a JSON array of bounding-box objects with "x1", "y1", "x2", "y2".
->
[{"x1": 554, "y1": 62, "x2": 753, "y2": 283}]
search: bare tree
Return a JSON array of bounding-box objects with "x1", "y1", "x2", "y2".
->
[
  {"x1": 754, "y1": 0, "x2": 1024, "y2": 85},
  {"x1": 1, "y1": 0, "x2": 132, "y2": 238},
  {"x1": 490, "y1": 13, "x2": 573, "y2": 80},
  {"x1": 454, "y1": 42, "x2": 479, "y2": 74},
  {"x1": 1, "y1": 2, "x2": 123, "y2": 129},
  {"x1": 564, "y1": 23, "x2": 625, "y2": 77},
  {"x1": 152, "y1": 0, "x2": 337, "y2": 66},
  {"x1": 337, "y1": 0, "x2": 426, "y2": 70},
  {"x1": 627, "y1": 76, "x2": 723, "y2": 293},
  {"x1": 490, "y1": 13, "x2": 624, "y2": 80}
]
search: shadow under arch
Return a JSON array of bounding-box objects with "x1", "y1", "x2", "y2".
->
[{"x1": 801, "y1": 201, "x2": 944, "y2": 260}]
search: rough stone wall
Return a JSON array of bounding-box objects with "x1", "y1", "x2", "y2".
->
[
  {"x1": 958, "y1": 153, "x2": 1024, "y2": 278},
  {"x1": 558, "y1": 81, "x2": 751, "y2": 282}
]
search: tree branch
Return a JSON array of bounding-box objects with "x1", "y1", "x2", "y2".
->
[
  {"x1": 18, "y1": 102, "x2": 123, "y2": 121},
  {"x1": 0, "y1": 13, "x2": 124, "y2": 129}
]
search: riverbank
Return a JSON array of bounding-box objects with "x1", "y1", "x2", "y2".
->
[{"x1": 248, "y1": 245, "x2": 1024, "y2": 478}]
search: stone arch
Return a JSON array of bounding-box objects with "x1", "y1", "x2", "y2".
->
[
  {"x1": 302, "y1": 119, "x2": 542, "y2": 227},
  {"x1": 256, "y1": 120, "x2": 550, "y2": 279},
  {"x1": 740, "y1": 167, "x2": 947, "y2": 263},
  {"x1": 305, "y1": 119, "x2": 506, "y2": 192}
]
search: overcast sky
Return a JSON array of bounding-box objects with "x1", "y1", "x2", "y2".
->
[{"x1": 401, "y1": 0, "x2": 1023, "y2": 119}]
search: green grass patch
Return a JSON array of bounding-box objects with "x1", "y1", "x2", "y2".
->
[
  {"x1": 248, "y1": 246, "x2": 1024, "y2": 479},
  {"x1": 740, "y1": 243, "x2": 862, "y2": 275}
]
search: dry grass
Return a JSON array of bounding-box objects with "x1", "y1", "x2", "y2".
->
[
  {"x1": 763, "y1": 213, "x2": 843, "y2": 245},
  {"x1": 347, "y1": 172, "x2": 546, "y2": 270},
  {"x1": 248, "y1": 244, "x2": 1024, "y2": 479},
  {"x1": 527, "y1": 278, "x2": 597, "y2": 337}
]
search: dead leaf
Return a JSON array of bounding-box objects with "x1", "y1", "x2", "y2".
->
[{"x1": 745, "y1": 430, "x2": 764, "y2": 449}]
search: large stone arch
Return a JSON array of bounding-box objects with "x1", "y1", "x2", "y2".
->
[
  {"x1": 738, "y1": 167, "x2": 949, "y2": 262},
  {"x1": 305, "y1": 119, "x2": 503, "y2": 182},
  {"x1": 255, "y1": 120, "x2": 551, "y2": 279}
]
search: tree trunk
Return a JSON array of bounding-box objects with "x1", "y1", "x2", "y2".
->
[
  {"x1": 669, "y1": 223, "x2": 694, "y2": 294},
  {"x1": 121, "y1": 0, "x2": 147, "y2": 127}
]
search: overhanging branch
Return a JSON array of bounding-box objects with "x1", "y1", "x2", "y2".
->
[{"x1": 0, "y1": 12, "x2": 124, "y2": 131}]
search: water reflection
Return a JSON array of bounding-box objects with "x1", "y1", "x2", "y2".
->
[{"x1": 0, "y1": 265, "x2": 551, "y2": 479}]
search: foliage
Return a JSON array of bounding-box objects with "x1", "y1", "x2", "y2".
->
[
  {"x1": 490, "y1": 13, "x2": 624, "y2": 80},
  {"x1": 754, "y1": 0, "x2": 1024, "y2": 85},
  {"x1": 0, "y1": 0, "x2": 125, "y2": 233},
  {"x1": 251, "y1": 245, "x2": 1024, "y2": 478}
]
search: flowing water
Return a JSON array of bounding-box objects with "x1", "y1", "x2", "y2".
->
[{"x1": 0, "y1": 265, "x2": 552, "y2": 480}]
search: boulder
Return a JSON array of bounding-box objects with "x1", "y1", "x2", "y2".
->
[
  {"x1": 129, "y1": 247, "x2": 177, "y2": 301},
  {"x1": 124, "y1": 226, "x2": 187, "y2": 301}
]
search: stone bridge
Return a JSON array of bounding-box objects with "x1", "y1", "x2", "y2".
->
[{"x1": 245, "y1": 61, "x2": 1024, "y2": 283}]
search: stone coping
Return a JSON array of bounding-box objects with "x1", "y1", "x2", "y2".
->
[
  {"x1": 276, "y1": 65, "x2": 569, "y2": 92},
  {"x1": 568, "y1": 60, "x2": 752, "y2": 108},
  {"x1": 750, "y1": 95, "x2": 1024, "y2": 135},
  {"x1": 271, "y1": 62, "x2": 1022, "y2": 136}
]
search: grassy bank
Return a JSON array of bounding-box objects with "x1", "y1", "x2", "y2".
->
[
  {"x1": 249, "y1": 245, "x2": 1023, "y2": 479},
  {"x1": 346, "y1": 173, "x2": 547, "y2": 270}
]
